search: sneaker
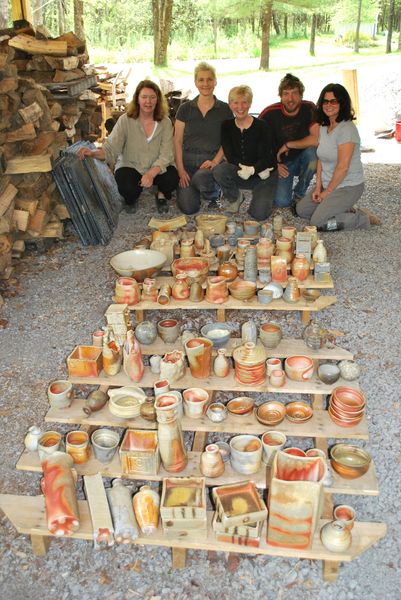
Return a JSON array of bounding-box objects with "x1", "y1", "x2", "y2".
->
[
  {"x1": 124, "y1": 202, "x2": 138, "y2": 214},
  {"x1": 207, "y1": 198, "x2": 223, "y2": 210},
  {"x1": 360, "y1": 208, "x2": 381, "y2": 226},
  {"x1": 317, "y1": 218, "x2": 344, "y2": 232},
  {"x1": 225, "y1": 191, "x2": 244, "y2": 214},
  {"x1": 156, "y1": 195, "x2": 169, "y2": 214}
]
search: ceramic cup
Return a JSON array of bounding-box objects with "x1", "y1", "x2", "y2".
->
[
  {"x1": 153, "y1": 379, "x2": 170, "y2": 396},
  {"x1": 92, "y1": 330, "x2": 105, "y2": 347},
  {"x1": 91, "y1": 429, "x2": 120, "y2": 464},
  {"x1": 333, "y1": 505, "x2": 356, "y2": 530},
  {"x1": 183, "y1": 388, "x2": 210, "y2": 419},
  {"x1": 259, "y1": 323, "x2": 282, "y2": 349},
  {"x1": 149, "y1": 355, "x2": 162, "y2": 374},
  {"x1": 37, "y1": 431, "x2": 63, "y2": 462},
  {"x1": 230, "y1": 434, "x2": 262, "y2": 474},
  {"x1": 206, "y1": 402, "x2": 228, "y2": 423},
  {"x1": 47, "y1": 379, "x2": 73, "y2": 409},
  {"x1": 266, "y1": 358, "x2": 282, "y2": 377},
  {"x1": 261, "y1": 431, "x2": 287, "y2": 465},
  {"x1": 157, "y1": 319, "x2": 180, "y2": 343},
  {"x1": 217, "y1": 244, "x2": 232, "y2": 263},
  {"x1": 66, "y1": 430, "x2": 90, "y2": 464},
  {"x1": 270, "y1": 368, "x2": 286, "y2": 388}
]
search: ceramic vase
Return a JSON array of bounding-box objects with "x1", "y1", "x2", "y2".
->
[
  {"x1": 83, "y1": 390, "x2": 108, "y2": 416},
  {"x1": 140, "y1": 397, "x2": 157, "y2": 422},
  {"x1": 232, "y1": 342, "x2": 267, "y2": 385},
  {"x1": 243, "y1": 246, "x2": 258, "y2": 283},
  {"x1": 115, "y1": 277, "x2": 140, "y2": 305},
  {"x1": 291, "y1": 254, "x2": 310, "y2": 281},
  {"x1": 102, "y1": 327, "x2": 122, "y2": 376},
  {"x1": 303, "y1": 321, "x2": 327, "y2": 350},
  {"x1": 155, "y1": 396, "x2": 188, "y2": 472},
  {"x1": 24, "y1": 425, "x2": 43, "y2": 452},
  {"x1": 107, "y1": 479, "x2": 139, "y2": 543},
  {"x1": 41, "y1": 451, "x2": 80, "y2": 536},
  {"x1": 217, "y1": 261, "x2": 238, "y2": 282},
  {"x1": 205, "y1": 276, "x2": 229, "y2": 304},
  {"x1": 313, "y1": 239, "x2": 327, "y2": 264},
  {"x1": 184, "y1": 337, "x2": 213, "y2": 378},
  {"x1": 259, "y1": 323, "x2": 282, "y2": 349},
  {"x1": 149, "y1": 355, "x2": 162, "y2": 374},
  {"x1": 172, "y1": 273, "x2": 190, "y2": 300},
  {"x1": 213, "y1": 348, "x2": 231, "y2": 377},
  {"x1": 194, "y1": 228, "x2": 205, "y2": 251},
  {"x1": 283, "y1": 277, "x2": 301, "y2": 303},
  {"x1": 159, "y1": 350, "x2": 186, "y2": 383},
  {"x1": 200, "y1": 444, "x2": 225, "y2": 477},
  {"x1": 135, "y1": 321, "x2": 158, "y2": 345},
  {"x1": 241, "y1": 320, "x2": 258, "y2": 345},
  {"x1": 236, "y1": 238, "x2": 251, "y2": 265},
  {"x1": 320, "y1": 520, "x2": 352, "y2": 553},
  {"x1": 123, "y1": 330, "x2": 144, "y2": 382},
  {"x1": 133, "y1": 485, "x2": 160, "y2": 535}
]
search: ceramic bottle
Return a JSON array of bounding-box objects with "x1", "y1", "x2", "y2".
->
[
  {"x1": 123, "y1": 330, "x2": 144, "y2": 382},
  {"x1": 313, "y1": 239, "x2": 327, "y2": 264},
  {"x1": 132, "y1": 485, "x2": 160, "y2": 535},
  {"x1": 283, "y1": 277, "x2": 301, "y2": 303},
  {"x1": 107, "y1": 479, "x2": 139, "y2": 544},
  {"x1": 24, "y1": 425, "x2": 43, "y2": 452},
  {"x1": 171, "y1": 273, "x2": 190, "y2": 300},
  {"x1": 200, "y1": 444, "x2": 225, "y2": 477},
  {"x1": 320, "y1": 520, "x2": 352, "y2": 552},
  {"x1": 155, "y1": 396, "x2": 188, "y2": 472},
  {"x1": 213, "y1": 348, "x2": 231, "y2": 377}
]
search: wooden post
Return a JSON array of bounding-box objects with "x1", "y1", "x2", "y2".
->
[
  {"x1": 172, "y1": 547, "x2": 187, "y2": 569},
  {"x1": 11, "y1": 0, "x2": 33, "y2": 24},
  {"x1": 30, "y1": 534, "x2": 51, "y2": 556},
  {"x1": 342, "y1": 69, "x2": 360, "y2": 123}
]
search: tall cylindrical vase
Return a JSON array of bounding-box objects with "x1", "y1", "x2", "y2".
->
[
  {"x1": 155, "y1": 396, "x2": 188, "y2": 472},
  {"x1": 243, "y1": 246, "x2": 258, "y2": 282},
  {"x1": 184, "y1": 337, "x2": 213, "y2": 378}
]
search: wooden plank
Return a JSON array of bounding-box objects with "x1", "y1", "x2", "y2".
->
[
  {"x1": 0, "y1": 495, "x2": 387, "y2": 563},
  {"x1": 5, "y1": 155, "x2": 52, "y2": 175},
  {"x1": 9, "y1": 34, "x2": 67, "y2": 57},
  {"x1": 16, "y1": 449, "x2": 378, "y2": 496},
  {"x1": 156, "y1": 273, "x2": 334, "y2": 291}
]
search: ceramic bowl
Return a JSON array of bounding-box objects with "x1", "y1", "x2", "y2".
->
[
  {"x1": 338, "y1": 360, "x2": 361, "y2": 381},
  {"x1": 206, "y1": 402, "x2": 228, "y2": 423},
  {"x1": 228, "y1": 280, "x2": 257, "y2": 301},
  {"x1": 110, "y1": 249, "x2": 166, "y2": 281},
  {"x1": 284, "y1": 355, "x2": 314, "y2": 381},
  {"x1": 318, "y1": 363, "x2": 341, "y2": 385},
  {"x1": 263, "y1": 282, "x2": 283, "y2": 299},
  {"x1": 330, "y1": 444, "x2": 371, "y2": 479},
  {"x1": 108, "y1": 386, "x2": 146, "y2": 418},
  {"x1": 255, "y1": 401, "x2": 286, "y2": 426},
  {"x1": 257, "y1": 290, "x2": 274, "y2": 305},
  {"x1": 286, "y1": 401, "x2": 313, "y2": 423},
  {"x1": 302, "y1": 289, "x2": 321, "y2": 303},
  {"x1": 200, "y1": 323, "x2": 232, "y2": 348},
  {"x1": 171, "y1": 257, "x2": 209, "y2": 284},
  {"x1": 227, "y1": 397, "x2": 255, "y2": 416},
  {"x1": 195, "y1": 214, "x2": 228, "y2": 237},
  {"x1": 328, "y1": 407, "x2": 363, "y2": 428},
  {"x1": 331, "y1": 387, "x2": 366, "y2": 411}
]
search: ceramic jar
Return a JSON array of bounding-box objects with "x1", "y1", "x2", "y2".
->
[
  {"x1": 270, "y1": 368, "x2": 286, "y2": 387},
  {"x1": 256, "y1": 238, "x2": 274, "y2": 264},
  {"x1": 243, "y1": 246, "x2": 258, "y2": 283},
  {"x1": 233, "y1": 342, "x2": 267, "y2": 385},
  {"x1": 157, "y1": 318, "x2": 180, "y2": 343},
  {"x1": 153, "y1": 379, "x2": 170, "y2": 396},
  {"x1": 303, "y1": 321, "x2": 327, "y2": 350},
  {"x1": 159, "y1": 350, "x2": 186, "y2": 383},
  {"x1": 140, "y1": 397, "x2": 157, "y2": 422},
  {"x1": 47, "y1": 379, "x2": 73, "y2": 409},
  {"x1": 271, "y1": 255, "x2": 288, "y2": 283},
  {"x1": 291, "y1": 254, "x2": 310, "y2": 281},
  {"x1": 155, "y1": 395, "x2": 187, "y2": 472},
  {"x1": 134, "y1": 320, "x2": 157, "y2": 345},
  {"x1": 66, "y1": 430, "x2": 90, "y2": 464},
  {"x1": 259, "y1": 323, "x2": 282, "y2": 349},
  {"x1": 184, "y1": 337, "x2": 213, "y2": 378},
  {"x1": 276, "y1": 236, "x2": 292, "y2": 251},
  {"x1": 37, "y1": 431, "x2": 63, "y2": 462},
  {"x1": 283, "y1": 276, "x2": 301, "y2": 303},
  {"x1": 183, "y1": 388, "x2": 210, "y2": 418},
  {"x1": 102, "y1": 328, "x2": 122, "y2": 376},
  {"x1": 157, "y1": 284, "x2": 172, "y2": 305},
  {"x1": 41, "y1": 451, "x2": 80, "y2": 536},
  {"x1": 24, "y1": 425, "x2": 43, "y2": 452},
  {"x1": 320, "y1": 520, "x2": 352, "y2": 553},
  {"x1": 313, "y1": 239, "x2": 327, "y2": 264},
  {"x1": 172, "y1": 273, "x2": 190, "y2": 300},
  {"x1": 133, "y1": 485, "x2": 160, "y2": 535},
  {"x1": 217, "y1": 261, "x2": 238, "y2": 283},
  {"x1": 213, "y1": 348, "x2": 231, "y2": 377},
  {"x1": 115, "y1": 277, "x2": 140, "y2": 305},
  {"x1": 216, "y1": 244, "x2": 232, "y2": 263},
  {"x1": 338, "y1": 360, "x2": 361, "y2": 381},
  {"x1": 333, "y1": 505, "x2": 355, "y2": 530},
  {"x1": 180, "y1": 238, "x2": 195, "y2": 258},
  {"x1": 284, "y1": 355, "x2": 314, "y2": 381},
  {"x1": 91, "y1": 429, "x2": 120, "y2": 463},
  {"x1": 141, "y1": 278, "x2": 158, "y2": 302},
  {"x1": 242, "y1": 320, "x2": 258, "y2": 345},
  {"x1": 205, "y1": 276, "x2": 229, "y2": 304},
  {"x1": 123, "y1": 330, "x2": 144, "y2": 382},
  {"x1": 92, "y1": 330, "x2": 104, "y2": 347},
  {"x1": 83, "y1": 389, "x2": 108, "y2": 416},
  {"x1": 230, "y1": 434, "x2": 263, "y2": 474},
  {"x1": 200, "y1": 444, "x2": 225, "y2": 477}
]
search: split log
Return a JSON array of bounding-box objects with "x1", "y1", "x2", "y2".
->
[
  {"x1": 0, "y1": 96, "x2": 9, "y2": 111},
  {"x1": 54, "y1": 32, "x2": 86, "y2": 56},
  {"x1": 0, "y1": 181, "x2": 17, "y2": 216},
  {"x1": 0, "y1": 233, "x2": 12, "y2": 254},
  {"x1": 5, "y1": 123, "x2": 36, "y2": 142},
  {"x1": 12, "y1": 59, "x2": 29, "y2": 71},
  {"x1": 41, "y1": 220, "x2": 63, "y2": 238},
  {"x1": 18, "y1": 101, "x2": 43, "y2": 124},
  {"x1": 21, "y1": 131, "x2": 57, "y2": 155},
  {"x1": 27, "y1": 208, "x2": 49, "y2": 236},
  {"x1": 52, "y1": 68, "x2": 86, "y2": 83},
  {"x1": 9, "y1": 34, "x2": 67, "y2": 57},
  {"x1": 54, "y1": 203, "x2": 70, "y2": 220},
  {"x1": 12, "y1": 208, "x2": 29, "y2": 231},
  {"x1": 14, "y1": 198, "x2": 38, "y2": 216},
  {"x1": 49, "y1": 102, "x2": 62, "y2": 118},
  {"x1": 18, "y1": 173, "x2": 51, "y2": 198},
  {"x1": 7, "y1": 91, "x2": 22, "y2": 113},
  {"x1": 0, "y1": 78, "x2": 18, "y2": 93},
  {"x1": 12, "y1": 239, "x2": 25, "y2": 257},
  {"x1": 44, "y1": 56, "x2": 79, "y2": 71},
  {"x1": 5, "y1": 154, "x2": 52, "y2": 174},
  {"x1": 3, "y1": 63, "x2": 18, "y2": 78}
]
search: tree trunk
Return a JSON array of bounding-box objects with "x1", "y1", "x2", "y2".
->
[
  {"x1": 398, "y1": 26, "x2": 401, "y2": 51},
  {"x1": 0, "y1": 0, "x2": 8, "y2": 28},
  {"x1": 74, "y1": 0, "x2": 85, "y2": 40},
  {"x1": 259, "y1": 0, "x2": 273, "y2": 71},
  {"x1": 272, "y1": 11, "x2": 280, "y2": 35},
  {"x1": 386, "y1": 0, "x2": 395, "y2": 53},
  {"x1": 354, "y1": 0, "x2": 362, "y2": 53},
  {"x1": 284, "y1": 14, "x2": 288, "y2": 38},
  {"x1": 58, "y1": 0, "x2": 65, "y2": 36},
  {"x1": 309, "y1": 13, "x2": 317, "y2": 56},
  {"x1": 152, "y1": 0, "x2": 173, "y2": 67},
  {"x1": 212, "y1": 17, "x2": 218, "y2": 56}
]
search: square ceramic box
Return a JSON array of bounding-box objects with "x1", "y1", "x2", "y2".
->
[
  {"x1": 160, "y1": 477, "x2": 206, "y2": 521},
  {"x1": 295, "y1": 233, "x2": 312, "y2": 259},
  {"x1": 162, "y1": 515, "x2": 207, "y2": 540},
  {"x1": 67, "y1": 345, "x2": 103, "y2": 378},
  {"x1": 212, "y1": 480, "x2": 268, "y2": 528},
  {"x1": 212, "y1": 511, "x2": 264, "y2": 538},
  {"x1": 119, "y1": 430, "x2": 160, "y2": 475}
]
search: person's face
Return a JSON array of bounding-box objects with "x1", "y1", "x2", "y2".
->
[
  {"x1": 322, "y1": 91, "x2": 340, "y2": 120},
  {"x1": 138, "y1": 87, "x2": 158, "y2": 115},
  {"x1": 229, "y1": 95, "x2": 251, "y2": 119},
  {"x1": 195, "y1": 70, "x2": 216, "y2": 96},
  {"x1": 280, "y1": 87, "x2": 302, "y2": 113}
]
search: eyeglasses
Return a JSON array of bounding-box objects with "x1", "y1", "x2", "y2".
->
[{"x1": 322, "y1": 99, "x2": 339, "y2": 106}]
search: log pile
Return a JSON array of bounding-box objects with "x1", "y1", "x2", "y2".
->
[
  {"x1": 92, "y1": 66, "x2": 129, "y2": 140},
  {"x1": 0, "y1": 28, "x2": 101, "y2": 282}
]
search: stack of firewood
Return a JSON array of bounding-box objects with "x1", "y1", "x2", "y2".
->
[{"x1": 0, "y1": 28, "x2": 101, "y2": 281}]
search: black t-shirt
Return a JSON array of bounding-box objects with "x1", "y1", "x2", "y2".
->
[
  {"x1": 221, "y1": 117, "x2": 276, "y2": 173},
  {"x1": 259, "y1": 101, "x2": 316, "y2": 161}
]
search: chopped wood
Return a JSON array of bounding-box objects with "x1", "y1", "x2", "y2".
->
[
  {"x1": 0, "y1": 96, "x2": 9, "y2": 111},
  {"x1": 0, "y1": 78, "x2": 18, "y2": 93},
  {"x1": 7, "y1": 91, "x2": 22, "y2": 113},
  {"x1": 0, "y1": 183, "x2": 18, "y2": 216},
  {"x1": 26, "y1": 55, "x2": 53, "y2": 72},
  {"x1": 40, "y1": 220, "x2": 63, "y2": 238},
  {"x1": 5, "y1": 123, "x2": 36, "y2": 142},
  {"x1": 14, "y1": 198, "x2": 38, "y2": 216},
  {"x1": 38, "y1": 191, "x2": 53, "y2": 212},
  {"x1": 18, "y1": 102, "x2": 43, "y2": 124},
  {"x1": 21, "y1": 131, "x2": 57, "y2": 155},
  {"x1": 53, "y1": 203, "x2": 70, "y2": 220},
  {"x1": 0, "y1": 53, "x2": 7, "y2": 69},
  {"x1": 9, "y1": 34, "x2": 68, "y2": 57},
  {"x1": 12, "y1": 208, "x2": 29, "y2": 231},
  {"x1": 5, "y1": 154, "x2": 52, "y2": 174},
  {"x1": 27, "y1": 208, "x2": 49, "y2": 236},
  {"x1": 54, "y1": 31, "x2": 86, "y2": 56},
  {"x1": 44, "y1": 55, "x2": 79, "y2": 71},
  {"x1": 50, "y1": 120, "x2": 60, "y2": 131},
  {"x1": 3, "y1": 63, "x2": 18, "y2": 78},
  {"x1": 49, "y1": 102, "x2": 62, "y2": 118},
  {"x1": 18, "y1": 173, "x2": 51, "y2": 198},
  {"x1": 52, "y1": 68, "x2": 85, "y2": 83},
  {"x1": 0, "y1": 233, "x2": 12, "y2": 255},
  {"x1": 12, "y1": 239, "x2": 25, "y2": 256},
  {"x1": 12, "y1": 59, "x2": 29, "y2": 71}
]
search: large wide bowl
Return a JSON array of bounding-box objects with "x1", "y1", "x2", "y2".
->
[
  {"x1": 228, "y1": 280, "x2": 257, "y2": 301},
  {"x1": 330, "y1": 444, "x2": 371, "y2": 479},
  {"x1": 171, "y1": 257, "x2": 209, "y2": 284},
  {"x1": 110, "y1": 249, "x2": 166, "y2": 281},
  {"x1": 200, "y1": 322, "x2": 232, "y2": 348},
  {"x1": 195, "y1": 214, "x2": 228, "y2": 237},
  {"x1": 284, "y1": 355, "x2": 314, "y2": 381}
]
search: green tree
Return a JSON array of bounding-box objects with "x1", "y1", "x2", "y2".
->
[
  {"x1": 354, "y1": 0, "x2": 363, "y2": 52},
  {"x1": 386, "y1": 0, "x2": 395, "y2": 52},
  {"x1": 260, "y1": 0, "x2": 273, "y2": 70},
  {"x1": 153, "y1": 0, "x2": 174, "y2": 66}
]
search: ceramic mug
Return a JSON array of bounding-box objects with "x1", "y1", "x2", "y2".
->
[
  {"x1": 270, "y1": 368, "x2": 286, "y2": 388},
  {"x1": 66, "y1": 430, "x2": 90, "y2": 464},
  {"x1": 153, "y1": 379, "x2": 170, "y2": 396},
  {"x1": 183, "y1": 388, "x2": 210, "y2": 419},
  {"x1": 261, "y1": 431, "x2": 287, "y2": 465},
  {"x1": 157, "y1": 319, "x2": 180, "y2": 343},
  {"x1": 47, "y1": 379, "x2": 73, "y2": 409},
  {"x1": 333, "y1": 505, "x2": 355, "y2": 531},
  {"x1": 38, "y1": 431, "x2": 63, "y2": 462},
  {"x1": 266, "y1": 358, "x2": 282, "y2": 377},
  {"x1": 91, "y1": 429, "x2": 120, "y2": 464}
]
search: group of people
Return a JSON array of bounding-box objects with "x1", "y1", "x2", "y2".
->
[{"x1": 78, "y1": 63, "x2": 380, "y2": 231}]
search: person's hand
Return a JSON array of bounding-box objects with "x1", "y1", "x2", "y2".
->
[
  {"x1": 178, "y1": 168, "x2": 190, "y2": 188},
  {"x1": 238, "y1": 164, "x2": 255, "y2": 180},
  {"x1": 78, "y1": 147, "x2": 94, "y2": 160},
  {"x1": 199, "y1": 159, "x2": 216, "y2": 170},
  {"x1": 140, "y1": 172, "x2": 155, "y2": 188},
  {"x1": 318, "y1": 189, "x2": 330, "y2": 202},
  {"x1": 277, "y1": 144, "x2": 289, "y2": 162},
  {"x1": 277, "y1": 163, "x2": 289, "y2": 178},
  {"x1": 258, "y1": 167, "x2": 274, "y2": 180}
]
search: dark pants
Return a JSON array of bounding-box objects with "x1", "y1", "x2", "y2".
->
[{"x1": 115, "y1": 166, "x2": 179, "y2": 206}]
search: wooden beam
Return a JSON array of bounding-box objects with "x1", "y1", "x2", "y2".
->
[{"x1": 11, "y1": 0, "x2": 32, "y2": 24}]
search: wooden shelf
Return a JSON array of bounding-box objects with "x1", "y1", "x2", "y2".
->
[
  {"x1": 156, "y1": 273, "x2": 334, "y2": 290},
  {"x1": 45, "y1": 400, "x2": 369, "y2": 440},
  {"x1": 0, "y1": 494, "x2": 386, "y2": 562},
  {"x1": 17, "y1": 450, "x2": 379, "y2": 496}
]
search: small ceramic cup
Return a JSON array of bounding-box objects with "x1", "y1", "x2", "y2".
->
[
  {"x1": 206, "y1": 402, "x2": 228, "y2": 423},
  {"x1": 92, "y1": 330, "x2": 105, "y2": 347},
  {"x1": 270, "y1": 368, "x2": 286, "y2": 388},
  {"x1": 261, "y1": 431, "x2": 287, "y2": 465},
  {"x1": 257, "y1": 289, "x2": 274, "y2": 305},
  {"x1": 183, "y1": 388, "x2": 210, "y2": 419},
  {"x1": 66, "y1": 430, "x2": 90, "y2": 464},
  {"x1": 37, "y1": 431, "x2": 63, "y2": 462},
  {"x1": 149, "y1": 355, "x2": 162, "y2": 374},
  {"x1": 47, "y1": 379, "x2": 73, "y2": 409},
  {"x1": 153, "y1": 379, "x2": 170, "y2": 396},
  {"x1": 333, "y1": 505, "x2": 356, "y2": 531},
  {"x1": 157, "y1": 319, "x2": 180, "y2": 343},
  {"x1": 91, "y1": 429, "x2": 120, "y2": 464},
  {"x1": 266, "y1": 358, "x2": 282, "y2": 378},
  {"x1": 217, "y1": 244, "x2": 232, "y2": 264}
]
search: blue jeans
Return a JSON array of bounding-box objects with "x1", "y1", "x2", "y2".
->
[
  {"x1": 275, "y1": 146, "x2": 317, "y2": 208},
  {"x1": 176, "y1": 151, "x2": 220, "y2": 215}
]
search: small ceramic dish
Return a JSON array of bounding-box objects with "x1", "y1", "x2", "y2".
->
[
  {"x1": 263, "y1": 282, "x2": 283, "y2": 299},
  {"x1": 255, "y1": 401, "x2": 286, "y2": 426},
  {"x1": 302, "y1": 289, "x2": 321, "y2": 303},
  {"x1": 318, "y1": 363, "x2": 341, "y2": 385},
  {"x1": 200, "y1": 323, "x2": 232, "y2": 348},
  {"x1": 227, "y1": 397, "x2": 255, "y2": 416},
  {"x1": 285, "y1": 401, "x2": 313, "y2": 423},
  {"x1": 330, "y1": 444, "x2": 371, "y2": 479}
]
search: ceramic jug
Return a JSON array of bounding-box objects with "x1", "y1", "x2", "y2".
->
[{"x1": 133, "y1": 485, "x2": 160, "y2": 535}]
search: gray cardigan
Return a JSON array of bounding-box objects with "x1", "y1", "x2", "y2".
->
[{"x1": 103, "y1": 114, "x2": 175, "y2": 174}]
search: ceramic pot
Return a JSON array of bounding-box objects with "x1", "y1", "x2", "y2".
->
[
  {"x1": 83, "y1": 389, "x2": 108, "y2": 416},
  {"x1": 242, "y1": 320, "x2": 258, "y2": 345},
  {"x1": 102, "y1": 328, "x2": 122, "y2": 376},
  {"x1": 217, "y1": 261, "x2": 238, "y2": 282},
  {"x1": 171, "y1": 257, "x2": 209, "y2": 284},
  {"x1": 24, "y1": 425, "x2": 43, "y2": 452},
  {"x1": 270, "y1": 368, "x2": 286, "y2": 387},
  {"x1": 41, "y1": 451, "x2": 79, "y2": 536},
  {"x1": 159, "y1": 350, "x2": 186, "y2": 383},
  {"x1": 291, "y1": 254, "x2": 310, "y2": 281},
  {"x1": 155, "y1": 396, "x2": 187, "y2": 472},
  {"x1": 200, "y1": 444, "x2": 225, "y2": 477},
  {"x1": 153, "y1": 379, "x2": 170, "y2": 396},
  {"x1": 233, "y1": 342, "x2": 267, "y2": 385},
  {"x1": 171, "y1": 273, "x2": 190, "y2": 300},
  {"x1": 303, "y1": 321, "x2": 327, "y2": 350},
  {"x1": 205, "y1": 276, "x2": 229, "y2": 304},
  {"x1": 195, "y1": 214, "x2": 228, "y2": 237},
  {"x1": 189, "y1": 282, "x2": 204, "y2": 302},
  {"x1": 313, "y1": 239, "x2": 327, "y2": 264},
  {"x1": 141, "y1": 278, "x2": 158, "y2": 302},
  {"x1": 271, "y1": 255, "x2": 288, "y2": 283},
  {"x1": 283, "y1": 277, "x2": 301, "y2": 303},
  {"x1": 115, "y1": 277, "x2": 141, "y2": 305},
  {"x1": 216, "y1": 244, "x2": 232, "y2": 263},
  {"x1": 320, "y1": 520, "x2": 352, "y2": 553},
  {"x1": 259, "y1": 323, "x2": 282, "y2": 349},
  {"x1": 262, "y1": 431, "x2": 287, "y2": 465},
  {"x1": 230, "y1": 434, "x2": 262, "y2": 474},
  {"x1": 213, "y1": 348, "x2": 231, "y2": 377},
  {"x1": 333, "y1": 505, "x2": 355, "y2": 530},
  {"x1": 123, "y1": 330, "x2": 144, "y2": 382},
  {"x1": 206, "y1": 403, "x2": 228, "y2": 423},
  {"x1": 37, "y1": 431, "x2": 63, "y2": 462},
  {"x1": 47, "y1": 379, "x2": 73, "y2": 409},
  {"x1": 133, "y1": 485, "x2": 160, "y2": 535},
  {"x1": 276, "y1": 248, "x2": 294, "y2": 264},
  {"x1": 91, "y1": 429, "x2": 120, "y2": 464},
  {"x1": 180, "y1": 238, "x2": 195, "y2": 258},
  {"x1": 258, "y1": 267, "x2": 272, "y2": 284},
  {"x1": 284, "y1": 355, "x2": 314, "y2": 381},
  {"x1": 140, "y1": 397, "x2": 157, "y2": 422},
  {"x1": 256, "y1": 238, "x2": 274, "y2": 262},
  {"x1": 184, "y1": 337, "x2": 213, "y2": 378},
  {"x1": 243, "y1": 220, "x2": 260, "y2": 236},
  {"x1": 281, "y1": 225, "x2": 296, "y2": 242},
  {"x1": 66, "y1": 430, "x2": 90, "y2": 464},
  {"x1": 258, "y1": 289, "x2": 274, "y2": 305},
  {"x1": 338, "y1": 360, "x2": 361, "y2": 381},
  {"x1": 157, "y1": 318, "x2": 180, "y2": 343},
  {"x1": 276, "y1": 236, "x2": 292, "y2": 251},
  {"x1": 183, "y1": 387, "x2": 210, "y2": 418},
  {"x1": 157, "y1": 284, "x2": 172, "y2": 305},
  {"x1": 107, "y1": 479, "x2": 139, "y2": 543}
]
